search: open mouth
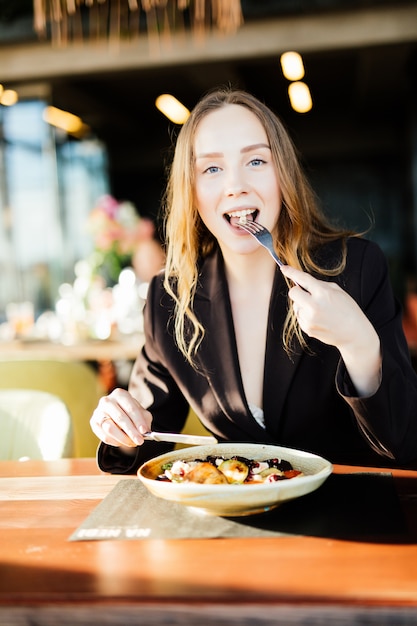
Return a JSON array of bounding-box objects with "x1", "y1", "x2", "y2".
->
[{"x1": 224, "y1": 209, "x2": 258, "y2": 228}]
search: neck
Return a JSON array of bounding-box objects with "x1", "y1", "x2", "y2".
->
[{"x1": 222, "y1": 248, "x2": 277, "y2": 294}]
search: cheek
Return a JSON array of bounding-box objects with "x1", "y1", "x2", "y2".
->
[
  {"x1": 195, "y1": 180, "x2": 219, "y2": 219},
  {"x1": 265, "y1": 170, "x2": 280, "y2": 195},
  {"x1": 195, "y1": 196, "x2": 223, "y2": 237},
  {"x1": 265, "y1": 177, "x2": 282, "y2": 213},
  {"x1": 197, "y1": 207, "x2": 216, "y2": 233},
  {"x1": 194, "y1": 179, "x2": 206, "y2": 208},
  {"x1": 194, "y1": 189, "x2": 209, "y2": 222}
]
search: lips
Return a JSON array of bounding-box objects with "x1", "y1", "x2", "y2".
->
[{"x1": 225, "y1": 209, "x2": 258, "y2": 228}]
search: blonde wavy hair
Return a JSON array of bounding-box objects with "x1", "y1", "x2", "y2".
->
[{"x1": 163, "y1": 87, "x2": 355, "y2": 365}]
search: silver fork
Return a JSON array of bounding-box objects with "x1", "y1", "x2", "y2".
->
[
  {"x1": 238, "y1": 220, "x2": 284, "y2": 267},
  {"x1": 239, "y1": 220, "x2": 306, "y2": 290}
]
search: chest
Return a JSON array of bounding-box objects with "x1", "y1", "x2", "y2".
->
[{"x1": 230, "y1": 289, "x2": 271, "y2": 409}]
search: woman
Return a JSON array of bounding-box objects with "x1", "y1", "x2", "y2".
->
[{"x1": 91, "y1": 87, "x2": 417, "y2": 473}]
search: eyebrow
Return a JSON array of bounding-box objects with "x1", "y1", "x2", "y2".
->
[{"x1": 195, "y1": 143, "x2": 271, "y2": 159}]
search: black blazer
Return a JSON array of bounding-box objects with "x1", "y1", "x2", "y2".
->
[{"x1": 98, "y1": 237, "x2": 417, "y2": 473}]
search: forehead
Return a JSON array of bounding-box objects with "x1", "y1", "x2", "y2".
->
[{"x1": 194, "y1": 104, "x2": 268, "y2": 152}]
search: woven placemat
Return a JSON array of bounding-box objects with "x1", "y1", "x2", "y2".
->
[{"x1": 69, "y1": 472, "x2": 406, "y2": 542}]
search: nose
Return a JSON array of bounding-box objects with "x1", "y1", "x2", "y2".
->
[{"x1": 224, "y1": 165, "x2": 247, "y2": 197}]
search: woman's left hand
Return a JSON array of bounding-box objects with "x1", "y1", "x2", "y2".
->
[{"x1": 281, "y1": 265, "x2": 382, "y2": 396}]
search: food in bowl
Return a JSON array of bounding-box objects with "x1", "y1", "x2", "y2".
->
[
  {"x1": 158, "y1": 455, "x2": 303, "y2": 484},
  {"x1": 137, "y1": 443, "x2": 333, "y2": 516}
]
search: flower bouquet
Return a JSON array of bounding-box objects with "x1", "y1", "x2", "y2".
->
[{"x1": 86, "y1": 195, "x2": 155, "y2": 285}]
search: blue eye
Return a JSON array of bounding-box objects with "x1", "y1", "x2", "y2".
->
[
  {"x1": 204, "y1": 165, "x2": 221, "y2": 174},
  {"x1": 249, "y1": 158, "x2": 265, "y2": 167}
]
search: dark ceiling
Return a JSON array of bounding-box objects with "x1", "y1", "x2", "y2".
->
[
  {"x1": 48, "y1": 40, "x2": 417, "y2": 219},
  {"x1": 1, "y1": 1, "x2": 417, "y2": 221}
]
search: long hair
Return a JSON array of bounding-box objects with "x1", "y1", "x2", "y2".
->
[{"x1": 163, "y1": 87, "x2": 355, "y2": 364}]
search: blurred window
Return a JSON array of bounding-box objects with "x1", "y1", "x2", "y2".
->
[{"x1": 0, "y1": 98, "x2": 110, "y2": 318}]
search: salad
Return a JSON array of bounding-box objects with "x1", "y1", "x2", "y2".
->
[{"x1": 156, "y1": 455, "x2": 303, "y2": 485}]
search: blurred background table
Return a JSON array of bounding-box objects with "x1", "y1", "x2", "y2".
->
[{"x1": 0, "y1": 334, "x2": 144, "y2": 363}]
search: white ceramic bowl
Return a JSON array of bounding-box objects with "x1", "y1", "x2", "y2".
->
[{"x1": 137, "y1": 443, "x2": 333, "y2": 516}]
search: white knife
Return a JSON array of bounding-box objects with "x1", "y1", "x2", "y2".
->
[{"x1": 143, "y1": 431, "x2": 218, "y2": 446}]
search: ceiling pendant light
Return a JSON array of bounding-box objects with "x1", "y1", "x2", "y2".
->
[
  {"x1": 280, "y1": 51, "x2": 305, "y2": 81},
  {"x1": 288, "y1": 81, "x2": 313, "y2": 114},
  {"x1": 43, "y1": 105, "x2": 89, "y2": 136},
  {"x1": 155, "y1": 94, "x2": 190, "y2": 124},
  {"x1": 0, "y1": 89, "x2": 19, "y2": 107}
]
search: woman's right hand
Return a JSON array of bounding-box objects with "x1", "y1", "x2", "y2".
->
[{"x1": 90, "y1": 388, "x2": 153, "y2": 448}]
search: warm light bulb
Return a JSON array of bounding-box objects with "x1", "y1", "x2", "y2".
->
[
  {"x1": 155, "y1": 94, "x2": 190, "y2": 124},
  {"x1": 280, "y1": 51, "x2": 305, "y2": 81},
  {"x1": 1, "y1": 89, "x2": 18, "y2": 106},
  {"x1": 43, "y1": 105, "x2": 85, "y2": 133},
  {"x1": 288, "y1": 81, "x2": 312, "y2": 113}
]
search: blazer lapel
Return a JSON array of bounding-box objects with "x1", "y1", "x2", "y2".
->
[
  {"x1": 263, "y1": 268, "x2": 304, "y2": 439},
  {"x1": 193, "y1": 249, "x2": 304, "y2": 442},
  {"x1": 193, "y1": 251, "x2": 266, "y2": 439}
]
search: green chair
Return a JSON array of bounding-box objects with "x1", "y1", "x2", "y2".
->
[
  {"x1": 0, "y1": 360, "x2": 106, "y2": 457},
  {"x1": 0, "y1": 388, "x2": 74, "y2": 460}
]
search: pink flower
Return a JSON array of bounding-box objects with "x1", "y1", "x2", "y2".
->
[
  {"x1": 87, "y1": 195, "x2": 155, "y2": 256},
  {"x1": 97, "y1": 194, "x2": 120, "y2": 219}
]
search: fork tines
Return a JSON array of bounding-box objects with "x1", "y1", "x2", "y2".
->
[
  {"x1": 238, "y1": 220, "x2": 263, "y2": 234},
  {"x1": 238, "y1": 220, "x2": 284, "y2": 268}
]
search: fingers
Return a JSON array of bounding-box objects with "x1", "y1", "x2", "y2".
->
[
  {"x1": 280, "y1": 265, "x2": 315, "y2": 294},
  {"x1": 90, "y1": 388, "x2": 152, "y2": 448},
  {"x1": 280, "y1": 265, "x2": 313, "y2": 316},
  {"x1": 281, "y1": 264, "x2": 369, "y2": 350},
  {"x1": 281, "y1": 264, "x2": 335, "y2": 334}
]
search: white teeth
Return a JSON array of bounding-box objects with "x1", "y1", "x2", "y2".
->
[{"x1": 227, "y1": 209, "x2": 255, "y2": 220}]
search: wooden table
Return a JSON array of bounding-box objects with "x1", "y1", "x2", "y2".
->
[
  {"x1": 0, "y1": 334, "x2": 145, "y2": 393},
  {"x1": 0, "y1": 334, "x2": 144, "y2": 362},
  {"x1": 1, "y1": 458, "x2": 417, "y2": 625}
]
